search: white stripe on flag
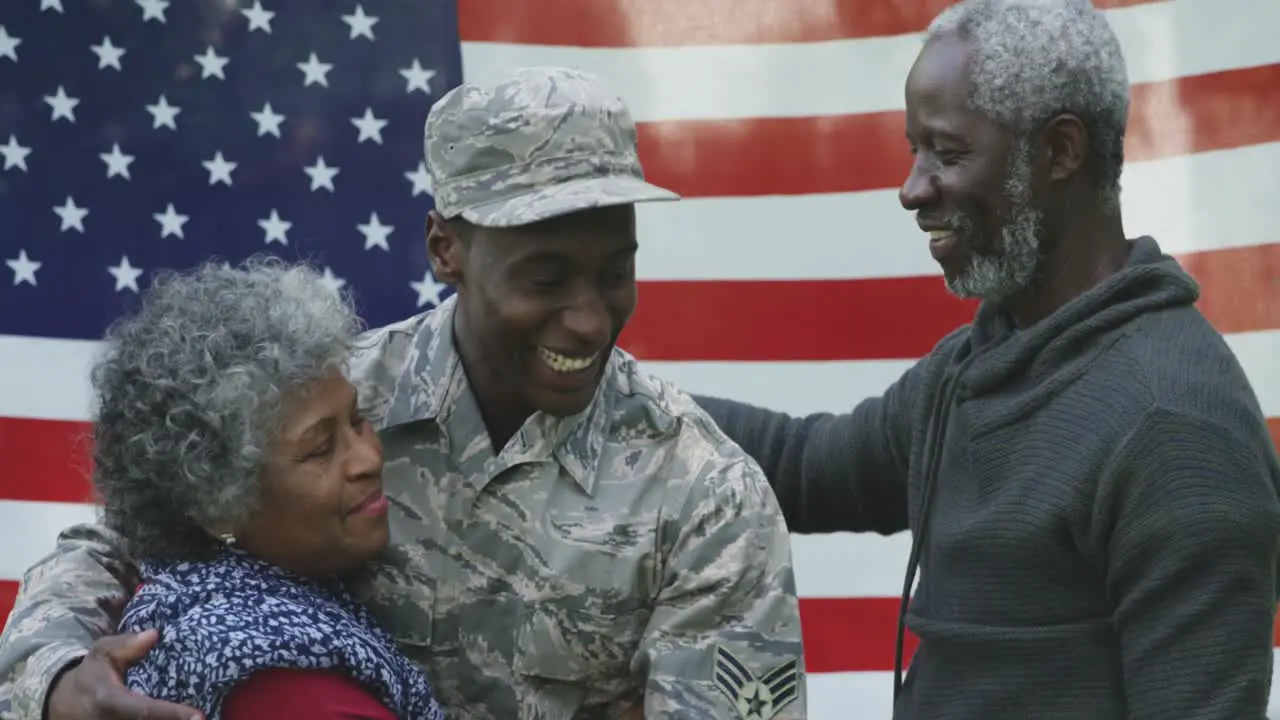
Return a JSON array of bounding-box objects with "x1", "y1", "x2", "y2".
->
[
  {"x1": 460, "y1": 0, "x2": 1280, "y2": 123},
  {"x1": 635, "y1": 142, "x2": 1280, "y2": 281},
  {"x1": 3, "y1": 330, "x2": 1277, "y2": 423}
]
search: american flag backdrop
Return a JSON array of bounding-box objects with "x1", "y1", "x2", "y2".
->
[{"x1": 1, "y1": 0, "x2": 1278, "y2": 716}]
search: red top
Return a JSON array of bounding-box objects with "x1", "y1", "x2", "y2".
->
[{"x1": 221, "y1": 667, "x2": 398, "y2": 720}]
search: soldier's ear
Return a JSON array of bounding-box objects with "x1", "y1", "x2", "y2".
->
[{"x1": 427, "y1": 210, "x2": 465, "y2": 286}]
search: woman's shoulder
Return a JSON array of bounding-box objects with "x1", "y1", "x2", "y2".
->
[
  {"x1": 123, "y1": 553, "x2": 361, "y2": 667},
  {"x1": 125, "y1": 555, "x2": 328, "y2": 625},
  {"x1": 121, "y1": 556, "x2": 370, "y2": 706},
  {"x1": 121, "y1": 552, "x2": 443, "y2": 720}
]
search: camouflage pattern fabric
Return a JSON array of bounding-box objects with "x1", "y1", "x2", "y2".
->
[
  {"x1": 0, "y1": 294, "x2": 807, "y2": 719},
  {"x1": 0, "y1": 524, "x2": 140, "y2": 719},
  {"x1": 424, "y1": 65, "x2": 679, "y2": 227}
]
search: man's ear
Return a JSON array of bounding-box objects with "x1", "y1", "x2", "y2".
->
[
  {"x1": 427, "y1": 209, "x2": 464, "y2": 286},
  {"x1": 1042, "y1": 113, "x2": 1087, "y2": 183}
]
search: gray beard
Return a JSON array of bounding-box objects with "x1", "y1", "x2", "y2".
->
[{"x1": 945, "y1": 141, "x2": 1043, "y2": 303}]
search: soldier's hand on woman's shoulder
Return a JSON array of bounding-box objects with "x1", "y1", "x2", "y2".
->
[{"x1": 46, "y1": 629, "x2": 202, "y2": 720}]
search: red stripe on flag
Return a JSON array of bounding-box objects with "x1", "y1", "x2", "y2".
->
[
  {"x1": 0, "y1": 416, "x2": 95, "y2": 505},
  {"x1": 804, "y1": 590, "x2": 1280, "y2": 674},
  {"x1": 2, "y1": 424, "x2": 1279, "y2": 644},
  {"x1": 5, "y1": 585, "x2": 1279, "y2": 672},
  {"x1": 622, "y1": 276, "x2": 977, "y2": 361},
  {"x1": 0, "y1": 581, "x2": 17, "y2": 628},
  {"x1": 3, "y1": 416, "x2": 1277, "y2": 508},
  {"x1": 620, "y1": 243, "x2": 1280, "y2": 362},
  {"x1": 458, "y1": 0, "x2": 1160, "y2": 47},
  {"x1": 800, "y1": 596, "x2": 918, "y2": 673},
  {"x1": 636, "y1": 63, "x2": 1280, "y2": 199},
  {"x1": 1183, "y1": 243, "x2": 1280, "y2": 336}
]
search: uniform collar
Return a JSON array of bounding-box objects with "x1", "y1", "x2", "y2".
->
[{"x1": 382, "y1": 295, "x2": 609, "y2": 495}]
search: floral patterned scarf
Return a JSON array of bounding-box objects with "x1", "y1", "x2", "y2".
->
[{"x1": 120, "y1": 548, "x2": 444, "y2": 720}]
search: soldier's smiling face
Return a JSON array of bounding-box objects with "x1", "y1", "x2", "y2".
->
[{"x1": 429, "y1": 204, "x2": 639, "y2": 424}]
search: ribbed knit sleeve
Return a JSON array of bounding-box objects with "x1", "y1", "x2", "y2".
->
[
  {"x1": 691, "y1": 356, "x2": 924, "y2": 535},
  {"x1": 1096, "y1": 406, "x2": 1280, "y2": 719}
]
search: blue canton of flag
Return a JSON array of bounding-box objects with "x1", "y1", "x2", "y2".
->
[{"x1": 0, "y1": 0, "x2": 464, "y2": 340}]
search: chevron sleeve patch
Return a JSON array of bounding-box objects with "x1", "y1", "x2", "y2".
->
[{"x1": 712, "y1": 644, "x2": 801, "y2": 720}]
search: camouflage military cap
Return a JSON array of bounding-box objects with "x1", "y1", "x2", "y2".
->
[{"x1": 423, "y1": 65, "x2": 679, "y2": 227}]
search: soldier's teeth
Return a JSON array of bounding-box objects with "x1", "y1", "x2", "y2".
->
[{"x1": 537, "y1": 347, "x2": 596, "y2": 373}]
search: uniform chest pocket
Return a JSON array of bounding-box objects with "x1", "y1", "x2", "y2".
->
[{"x1": 513, "y1": 600, "x2": 650, "y2": 685}]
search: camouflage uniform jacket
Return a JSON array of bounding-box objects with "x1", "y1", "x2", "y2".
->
[{"x1": 0, "y1": 295, "x2": 807, "y2": 720}]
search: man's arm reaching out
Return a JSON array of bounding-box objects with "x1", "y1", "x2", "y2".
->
[{"x1": 0, "y1": 523, "x2": 201, "y2": 720}]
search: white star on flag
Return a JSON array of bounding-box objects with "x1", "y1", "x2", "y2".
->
[
  {"x1": 202, "y1": 151, "x2": 237, "y2": 186},
  {"x1": 154, "y1": 203, "x2": 189, "y2": 239},
  {"x1": 297, "y1": 52, "x2": 333, "y2": 87},
  {"x1": 241, "y1": 1, "x2": 274, "y2": 32},
  {"x1": 357, "y1": 212, "x2": 394, "y2": 251},
  {"x1": 107, "y1": 255, "x2": 144, "y2": 292},
  {"x1": 44, "y1": 86, "x2": 79, "y2": 123},
  {"x1": 342, "y1": 5, "x2": 378, "y2": 40},
  {"x1": 411, "y1": 270, "x2": 448, "y2": 308},
  {"x1": 250, "y1": 103, "x2": 285, "y2": 137},
  {"x1": 100, "y1": 143, "x2": 135, "y2": 180},
  {"x1": 319, "y1": 268, "x2": 347, "y2": 295},
  {"x1": 404, "y1": 162, "x2": 432, "y2": 196},
  {"x1": 134, "y1": 0, "x2": 168, "y2": 23},
  {"x1": 303, "y1": 156, "x2": 339, "y2": 192},
  {"x1": 90, "y1": 36, "x2": 126, "y2": 70},
  {"x1": 1, "y1": 135, "x2": 31, "y2": 172},
  {"x1": 351, "y1": 108, "x2": 388, "y2": 145},
  {"x1": 399, "y1": 59, "x2": 436, "y2": 95},
  {"x1": 258, "y1": 209, "x2": 292, "y2": 246},
  {"x1": 52, "y1": 196, "x2": 88, "y2": 233},
  {"x1": 193, "y1": 46, "x2": 229, "y2": 79},
  {"x1": 6, "y1": 250, "x2": 41, "y2": 287},
  {"x1": 145, "y1": 95, "x2": 181, "y2": 130},
  {"x1": 0, "y1": 26, "x2": 20, "y2": 62}
]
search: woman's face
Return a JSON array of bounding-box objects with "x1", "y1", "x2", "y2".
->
[{"x1": 233, "y1": 367, "x2": 389, "y2": 578}]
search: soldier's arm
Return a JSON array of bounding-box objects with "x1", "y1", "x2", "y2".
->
[
  {"x1": 691, "y1": 351, "x2": 929, "y2": 536},
  {"x1": 633, "y1": 448, "x2": 807, "y2": 719},
  {"x1": 0, "y1": 522, "x2": 139, "y2": 718}
]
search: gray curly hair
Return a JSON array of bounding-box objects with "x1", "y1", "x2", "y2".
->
[
  {"x1": 89, "y1": 256, "x2": 363, "y2": 563},
  {"x1": 926, "y1": 0, "x2": 1130, "y2": 213}
]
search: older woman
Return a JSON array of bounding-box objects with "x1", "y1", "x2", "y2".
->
[{"x1": 90, "y1": 258, "x2": 444, "y2": 720}]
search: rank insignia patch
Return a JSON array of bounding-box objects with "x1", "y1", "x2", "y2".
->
[{"x1": 712, "y1": 644, "x2": 800, "y2": 719}]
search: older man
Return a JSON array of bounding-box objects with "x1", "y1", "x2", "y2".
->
[
  {"x1": 0, "y1": 66, "x2": 806, "y2": 720},
  {"x1": 694, "y1": 1, "x2": 1280, "y2": 719}
]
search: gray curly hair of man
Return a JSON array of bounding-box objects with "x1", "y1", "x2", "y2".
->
[
  {"x1": 89, "y1": 256, "x2": 363, "y2": 563},
  {"x1": 926, "y1": 0, "x2": 1130, "y2": 213}
]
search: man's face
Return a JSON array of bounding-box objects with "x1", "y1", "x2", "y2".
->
[
  {"x1": 900, "y1": 33, "x2": 1045, "y2": 303},
  {"x1": 436, "y1": 205, "x2": 638, "y2": 419}
]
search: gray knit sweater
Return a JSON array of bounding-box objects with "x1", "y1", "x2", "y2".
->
[{"x1": 694, "y1": 236, "x2": 1280, "y2": 719}]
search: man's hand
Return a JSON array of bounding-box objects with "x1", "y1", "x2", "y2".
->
[{"x1": 46, "y1": 630, "x2": 203, "y2": 720}]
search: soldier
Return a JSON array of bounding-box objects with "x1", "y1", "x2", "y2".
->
[{"x1": 0, "y1": 66, "x2": 807, "y2": 720}]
